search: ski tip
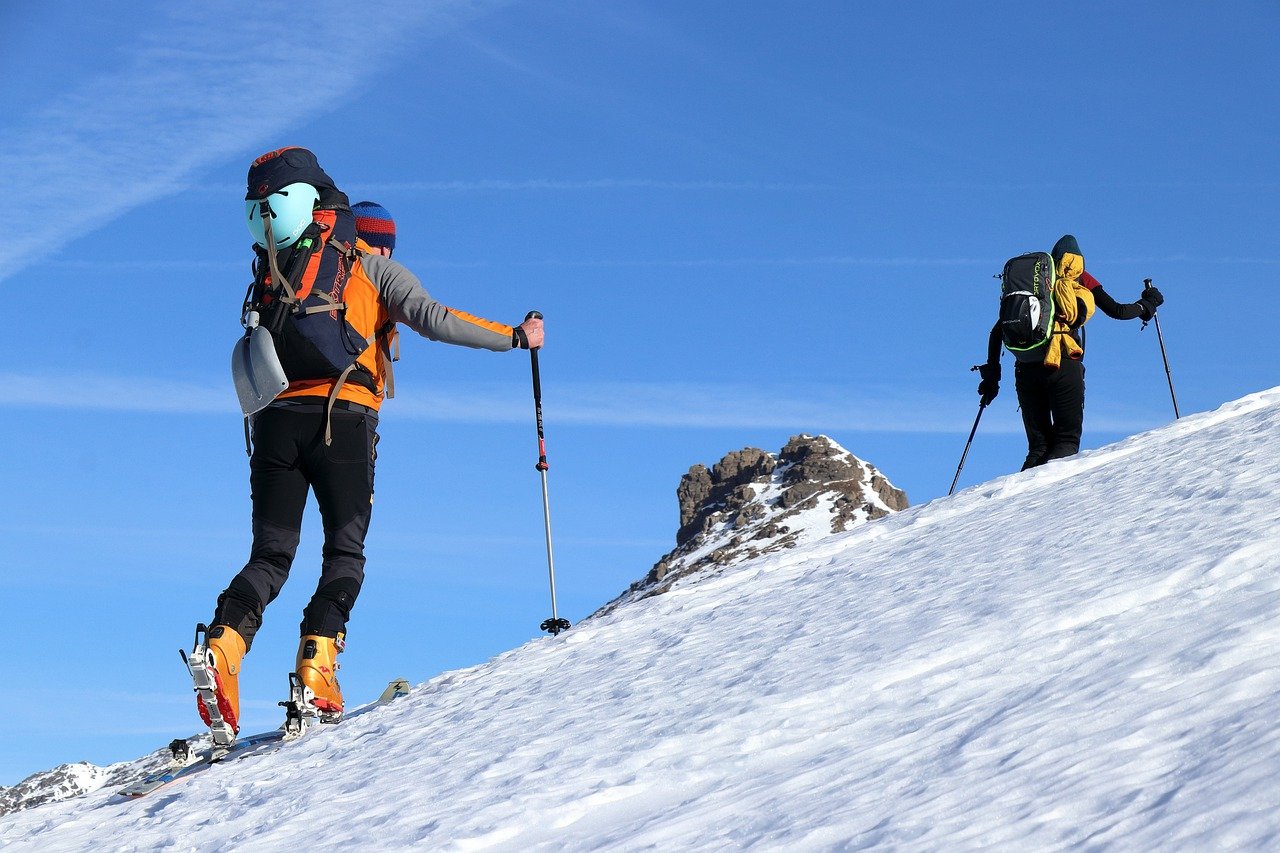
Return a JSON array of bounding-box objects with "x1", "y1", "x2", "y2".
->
[{"x1": 375, "y1": 678, "x2": 412, "y2": 705}]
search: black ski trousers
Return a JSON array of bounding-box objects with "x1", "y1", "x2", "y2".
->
[
  {"x1": 213, "y1": 401, "x2": 378, "y2": 650},
  {"x1": 1015, "y1": 358, "x2": 1085, "y2": 471}
]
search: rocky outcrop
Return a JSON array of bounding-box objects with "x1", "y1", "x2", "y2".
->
[
  {"x1": 676, "y1": 447, "x2": 777, "y2": 547},
  {"x1": 596, "y1": 435, "x2": 907, "y2": 615}
]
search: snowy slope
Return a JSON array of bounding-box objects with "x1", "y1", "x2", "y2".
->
[{"x1": 3, "y1": 389, "x2": 1280, "y2": 850}]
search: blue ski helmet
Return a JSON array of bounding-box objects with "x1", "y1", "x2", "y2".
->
[{"x1": 246, "y1": 182, "x2": 320, "y2": 249}]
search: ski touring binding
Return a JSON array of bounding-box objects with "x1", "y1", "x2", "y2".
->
[
  {"x1": 168, "y1": 739, "x2": 191, "y2": 766},
  {"x1": 280, "y1": 672, "x2": 314, "y2": 739},
  {"x1": 278, "y1": 670, "x2": 342, "y2": 738},
  {"x1": 183, "y1": 624, "x2": 237, "y2": 750}
]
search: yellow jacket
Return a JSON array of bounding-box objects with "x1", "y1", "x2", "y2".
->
[{"x1": 1044, "y1": 252, "x2": 1096, "y2": 369}]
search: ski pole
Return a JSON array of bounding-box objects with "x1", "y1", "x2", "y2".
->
[
  {"x1": 1142, "y1": 278, "x2": 1180, "y2": 419},
  {"x1": 949, "y1": 372, "x2": 988, "y2": 496},
  {"x1": 526, "y1": 311, "x2": 569, "y2": 635}
]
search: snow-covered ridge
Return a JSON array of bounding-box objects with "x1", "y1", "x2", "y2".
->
[
  {"x1": 3, "y1": 389, "x2": 1279, "y2": 849},
  {"x1": 0, "y1": 753, "x2": 164, "y2": 817},
  {"x1": 0, "y1": 733, "x2": 223, "y2": 818},
  {"x1": 0, "y1": 434, "x2": 904, "y2": 819}
]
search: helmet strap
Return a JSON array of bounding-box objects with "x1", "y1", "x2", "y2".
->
[{"x1": 260, "y1": 200, "x2": 298, "y2": 305}]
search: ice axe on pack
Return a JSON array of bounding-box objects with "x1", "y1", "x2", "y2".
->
[
  {"x1": 1141, "y1": 278, "x2": 1180, "y2": 420},
  {"x1": 525, "y1": 310, "x2": 570, "y2": 635}
]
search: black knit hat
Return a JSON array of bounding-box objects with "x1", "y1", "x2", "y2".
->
[
  {"x1": 246, "y1": 147, "x2": 344, "y2": 206},
  {"x1": 1051, "y1": 234, "x2": 1081, "y2": 263}
]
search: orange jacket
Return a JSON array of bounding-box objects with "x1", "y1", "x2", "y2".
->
[{"x1": 277, "y1": 239, "x2": 515, "y2": 410}]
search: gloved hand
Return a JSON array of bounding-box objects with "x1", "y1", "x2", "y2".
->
[
  {"x1": 1137, "y1": 284, "x2": 1164, "y2": 320},
  {"x1": 976, "y1": 362, "x2": 1000, "y2": 406}
]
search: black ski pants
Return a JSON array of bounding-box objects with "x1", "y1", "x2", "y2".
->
[
  {"x1": 1015, "y1": 358, "x2": 1085, "y2": 471},
  {"x1": 213, "y1": 400, "x2": 378, "y2": 650}
]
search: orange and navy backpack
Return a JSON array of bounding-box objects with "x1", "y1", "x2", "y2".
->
[
  {"x1": 235, "y1": 148, "x2": 398, "y2": 445},
  {"x1": 243, "y1": 207, "x2": 378, "y2": 394}
]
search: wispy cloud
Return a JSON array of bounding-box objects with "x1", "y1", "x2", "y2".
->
[
  {"x1": 348, "y1": 179, "x2": 1280, "y2": 194},
  {"x1": 5, "y1": 374, "x2": 230, "y2": 414},
  {"x1": 44, "y1": 254, "x2": 1280, "y2": 276},
  {"x1": 46, "y1": 259, "x2": 243, "y2": 272},
  {"x1": 1106, "y1": 256, "x2": 1280, "y2": 266},
  {"x1": 353, "y1": 179, "x2": 839, "y2": 192},
  {"x1": 0, "y1": 372, "x2": 1161, "y2": 435},
  {"x1": 0, "y1": 0, "x2": 505, "y2": 284},
  {"x1": 193, "y1": 178, "x2": 841, "y2": 195},
  {"x1": 509, "y1": 256, "x2": 990, "y2": 269}
]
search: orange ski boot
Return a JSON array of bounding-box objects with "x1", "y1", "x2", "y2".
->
[
  {"x1": 296, "y1": 633, "x2": 344, "y2": 720},
  {"x1": 192, "y1": 624, "x2": 246, "y2": 741}
]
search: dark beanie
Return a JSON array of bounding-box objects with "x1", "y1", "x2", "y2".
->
[
  {"x1": 1051, "y1": 234, "x2": 1081, "y2": 262},
  {"x1": 246, "y1": 147, "x2": 348, "y2": 210},
  {"x1": 353, "y1": 201, "x2": 396, "y2": 253}
]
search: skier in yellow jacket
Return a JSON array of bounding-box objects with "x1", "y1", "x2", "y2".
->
[{"x1": 977, "y1": 235, "x2": 1164, "y2": 470}]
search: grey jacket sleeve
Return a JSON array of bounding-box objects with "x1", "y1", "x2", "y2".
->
[{"x1": 362, "y1": 253, "x2": 514, "y2": 352}]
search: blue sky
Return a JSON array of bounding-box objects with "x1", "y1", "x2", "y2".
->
[{"x1": 1, "y1": 0, "x2": 1276, "y2": 785}]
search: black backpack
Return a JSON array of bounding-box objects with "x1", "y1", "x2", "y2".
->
[{"x1": 998, "y1": 252, "x2": 1056, "y2": 362}]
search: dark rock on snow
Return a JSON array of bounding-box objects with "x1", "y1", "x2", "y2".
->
[{"x1": 596, "y1": 434, "x2": 907, "y2": 615}]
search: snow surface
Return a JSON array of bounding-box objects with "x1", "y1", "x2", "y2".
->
[{"x1": 3, "y1": 389, "x2": 1279, "y2": 850}]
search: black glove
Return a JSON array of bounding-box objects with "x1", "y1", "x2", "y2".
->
[
  {"x1": 976, "y1": 362, "x2": 1000, "y2": 406},
  {"x1": 1137, "y1": 284, "x2": 1164, "y2": 321}
]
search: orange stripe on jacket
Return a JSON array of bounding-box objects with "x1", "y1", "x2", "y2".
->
[{"x1": 445, "y1": 307, "x2": 514, "y2": 338}]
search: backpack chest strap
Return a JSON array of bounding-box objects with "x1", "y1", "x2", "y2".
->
[{"x1": 296, "y1": 289, "x2": 347, "y2": 315}]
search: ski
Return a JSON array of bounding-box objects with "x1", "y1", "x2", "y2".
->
[{"x1": 118, "y1": 677, "x2": 411, "y2": 799}]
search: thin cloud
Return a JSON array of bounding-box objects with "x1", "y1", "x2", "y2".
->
[
  {"x1": 43, "y1": 254, "x2": 1280, "y2": 274},
  {"x1": 46, "y1": 259, "x2": 243, "y2": 272},
  {"x1": 510, "y1": 256, "x2": 990, "y2": 269},
  {"x1": 188, "y1": 177, "x2": 1268, "y2": 198},
  {"x1": 1107, "y1": 256, "x2": 1280, "y2": 265},
  {"x1": 6, "y1": 374, "x2": 229, "y2": 414},
  {"x1": 396, "y1": 380, "x2": 1039, "y2": 434},
  {"x1": 192, "y1": 178, "x2": 840, "y2": 195},
  {"x1": 1, "y1": 372, "x2": 1159, "y2": 435},
  {"x1": 355, "y1": 179, "x2": 839, "y2": 191},
  {"x1": 0, "y1": 0, "x2": 505, "y2": 284},
  {"x1": 352, "y1": 179, "x2": 1280, "y2": 193}
]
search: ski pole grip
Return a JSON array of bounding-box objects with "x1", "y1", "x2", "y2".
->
[
  {"x1": 524, "y1": 310, "x2": 544, "y2": 350},
  {"x1": 525, "y1": 310, "x2": 544, "y2": 399}
]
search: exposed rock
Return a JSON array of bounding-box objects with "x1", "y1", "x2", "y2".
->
[
  {"x1": 0, "y1": 733, "x2": 212, "y2": 817},
  {"x1": 676, "y1": 448, "x2": 776, "y2": 546},
  {"x1": 0, "y1": 748, "x2": 177, "y2": 816},
  {"x1": 595, "y1": 435, "x2": 907, "y2": 617}
]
